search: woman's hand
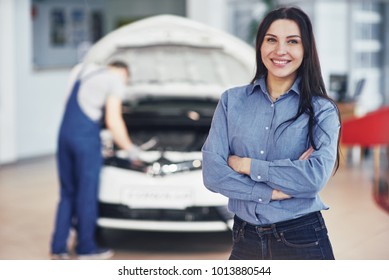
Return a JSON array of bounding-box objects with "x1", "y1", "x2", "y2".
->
[
  {"x1": 228, "y1": 155, "x2": 251, "y2": 175},
  {"x1": 272, "y1": 189, "x2": 291, "y2": 200},
  {"x1": 299, "y1": 146, "x2": 314, "y2": 160}
]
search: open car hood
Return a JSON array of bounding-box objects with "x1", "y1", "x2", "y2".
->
[{"x1": 84, "y1": 14, "x2": 254, "y2": 72}]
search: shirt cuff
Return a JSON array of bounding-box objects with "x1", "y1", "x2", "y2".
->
[
  {"x1": 251, "y1": 182, "x2": 272, "y2": 204},
  {"x1": 250, "y1": 159, "x2": 270, "y2": 182}
]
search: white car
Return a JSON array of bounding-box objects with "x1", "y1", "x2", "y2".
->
[{"x1": 83, "y1": 14, "x2": 255, "y2": 232}]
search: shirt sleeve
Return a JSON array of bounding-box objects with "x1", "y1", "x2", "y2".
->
[
  {"x1": 249, "y1": 102, "x2": 340, "y2": 198},
  {"x1": 202, "y1": 91, "x2": 273, "y2": 204},
  {"x1": 108, "y1": 72, "x2": 126, "y2": 100}
]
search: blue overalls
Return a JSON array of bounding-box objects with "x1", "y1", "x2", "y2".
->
[{"x1": 51, "y1": 70, "x2": 103, "y2": 255}]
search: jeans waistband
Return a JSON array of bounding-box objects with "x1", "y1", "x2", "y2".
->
[{"x1": 234, "y1": 211, "x2": 325, "y2": 232}]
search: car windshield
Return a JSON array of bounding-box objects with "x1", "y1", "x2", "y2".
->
[
  {"x1": 122, "y1": 97, "x2": 218, "y2": 152},
  {"x1": 108, "y1": 45, "x2": 250, "y2": 86}
]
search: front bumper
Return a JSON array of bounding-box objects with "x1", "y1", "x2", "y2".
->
[{"x1": 98, "y1": 203, "x2": 233, "y2": 232}]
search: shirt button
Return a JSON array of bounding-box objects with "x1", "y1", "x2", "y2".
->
[
  {"x1": 265, "y1": 127, "x2": 269, "y2": 130},
  {"x1": 258, "y1": 198, "x2": 263, "y2": 202},
  {"x1": 257, "y1": 175, "x2": 261, "y2": 180},
  {"x1": 260, "y1": 150, "x2": 264, "y2": 154},
  {"x1": 271, "y1": 104, "x2": 274, "y2": 107}
]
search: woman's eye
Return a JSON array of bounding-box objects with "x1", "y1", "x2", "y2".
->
[
  {"x1": 288, "y1": 39, "x2": 299, "y2": 44},
  {"x1": 266, "y1": 37, "x2": 276, "y2": 43}
]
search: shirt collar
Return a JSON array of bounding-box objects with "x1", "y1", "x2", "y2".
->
[{"x1": 248, "y1": 75, "x2": 301, "y2": 96}]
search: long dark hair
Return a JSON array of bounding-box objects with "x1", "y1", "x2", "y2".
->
[{"x1": 252, "y1": 6, "x2": 341, "y2": 172}]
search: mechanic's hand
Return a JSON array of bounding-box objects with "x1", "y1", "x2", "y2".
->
[{"x1": 127, "y1": 144, "x2": 142, "y2": 161}]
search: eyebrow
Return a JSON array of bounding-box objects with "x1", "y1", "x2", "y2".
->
[{"x1": 265, "y1": 33, "x2": 301, "y2": 38}]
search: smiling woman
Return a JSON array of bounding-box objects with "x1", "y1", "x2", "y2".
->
[{"x1": 202, "y1": 6, "x2": 341, "y2": 260}]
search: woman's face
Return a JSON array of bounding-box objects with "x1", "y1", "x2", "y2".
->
[{"x1": 260, "y1": 19, "x2": 304, "y2": 83}]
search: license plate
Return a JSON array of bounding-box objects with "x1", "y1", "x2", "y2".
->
[{"x1": 122, "y1": 187, "x2": 192, "y2": 209}]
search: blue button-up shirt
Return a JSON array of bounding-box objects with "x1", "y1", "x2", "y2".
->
[{"x1": 202, "y1": 76, "x2": 340, "y2": 225}]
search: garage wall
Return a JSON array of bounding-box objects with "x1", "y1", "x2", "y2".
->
[
  {"x1": 0, "y1": 0, "x2": 70, "y2": 164},
  {"x1": 0, "y1": 0, "x2": 17, "y2": 163},
  {"x1": 0, "y1": 0, "x2": 188, "y2": 165},
  {"x1": 106, "y1": 0, "x2": 186, "y2": 30},
  {"x1": 186, "y1": 0, "x2": 228, "y2": 31},
  {"x1": 312, "y1": 1, "x2": 350, "y2": 93},
  {"x1": 16, "y1": 0, "x2": 71, "y2": 161}
]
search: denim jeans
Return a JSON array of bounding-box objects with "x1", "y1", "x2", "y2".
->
[{"x1": 229, "y1": 212, "x2": 335, "y2": 260}]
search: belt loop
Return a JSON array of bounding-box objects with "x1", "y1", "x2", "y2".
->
[
  {"x1": 235, "y1": 215, "x2": 247, "y2": 230},
  {"x1": 316, "y1": 211, "x2": 325, "y2": 229},
  {"x1": 271, "y1": 224, "x2": 281, "y2": 241}
]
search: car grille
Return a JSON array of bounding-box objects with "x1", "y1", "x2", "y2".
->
[
  {"x1": 99, "y1": 203, "x2": 232, "y2": 222},
  {"x1": 104, "y1": 156, "x2": 202, "y2": 176}
]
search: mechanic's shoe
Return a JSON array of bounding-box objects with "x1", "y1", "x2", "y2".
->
[
  {"x1": 77, "y1": 248, "x2": 114, "y2": 260},
  {"x1": 50, "y1": 253, "x2": 70, "y2": 260}
]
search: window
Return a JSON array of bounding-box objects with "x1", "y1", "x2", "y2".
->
[
  {"x1": 32, "y1": 0, "x2": 105, "y2": 69},
  {"x1": 354, "y1": 22, "x2": 381, "y2": 40},
  {"x1": 50, "y1": 8, "x2": 66, "y2": 47},
  {"x1": 351, "y1": 2, "x2": 383, "y2": 69},
  {"x1": 354, "y1": 52, "x2": 381, "y2": 68}
]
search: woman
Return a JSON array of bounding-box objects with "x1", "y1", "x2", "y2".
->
[{"x1": 202, "y1": 7, "x2": 340, "y2": 260}]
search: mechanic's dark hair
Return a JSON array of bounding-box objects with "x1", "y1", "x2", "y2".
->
[
  {"x1": 252, "y1": 6, "x2": 341, "y2": 173},
  {"x1": 108, "y1": 60, "x2": 130, "y2": 75}
]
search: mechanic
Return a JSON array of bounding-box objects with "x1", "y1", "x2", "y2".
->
[{"x1": 50, "y1": 61, "x2": 140, "y2": 260}]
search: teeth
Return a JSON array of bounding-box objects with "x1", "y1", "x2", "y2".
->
[{"x1": 273, "y1": 60, "x2": 288, "y2": 65}]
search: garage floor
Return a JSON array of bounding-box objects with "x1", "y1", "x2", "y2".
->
[{"x1": 1, "y1": 154, "x2": 389, "y2": 260}]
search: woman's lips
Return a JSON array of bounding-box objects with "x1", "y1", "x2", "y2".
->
[{"x1": 271, "y1": 59, "x2": 290, "y2": 65}]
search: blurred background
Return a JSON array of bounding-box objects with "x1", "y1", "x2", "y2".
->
[
  {"x1": 0, "y1": 0, "x2": 389, "y2": 260},
  {"x1": 1, "y1": 0, "x2": 388, "y2": 163}
]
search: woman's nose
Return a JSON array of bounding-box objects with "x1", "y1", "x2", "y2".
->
[{"x1": 276, "y1": 43, "x2": 287, "y2": 55}]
